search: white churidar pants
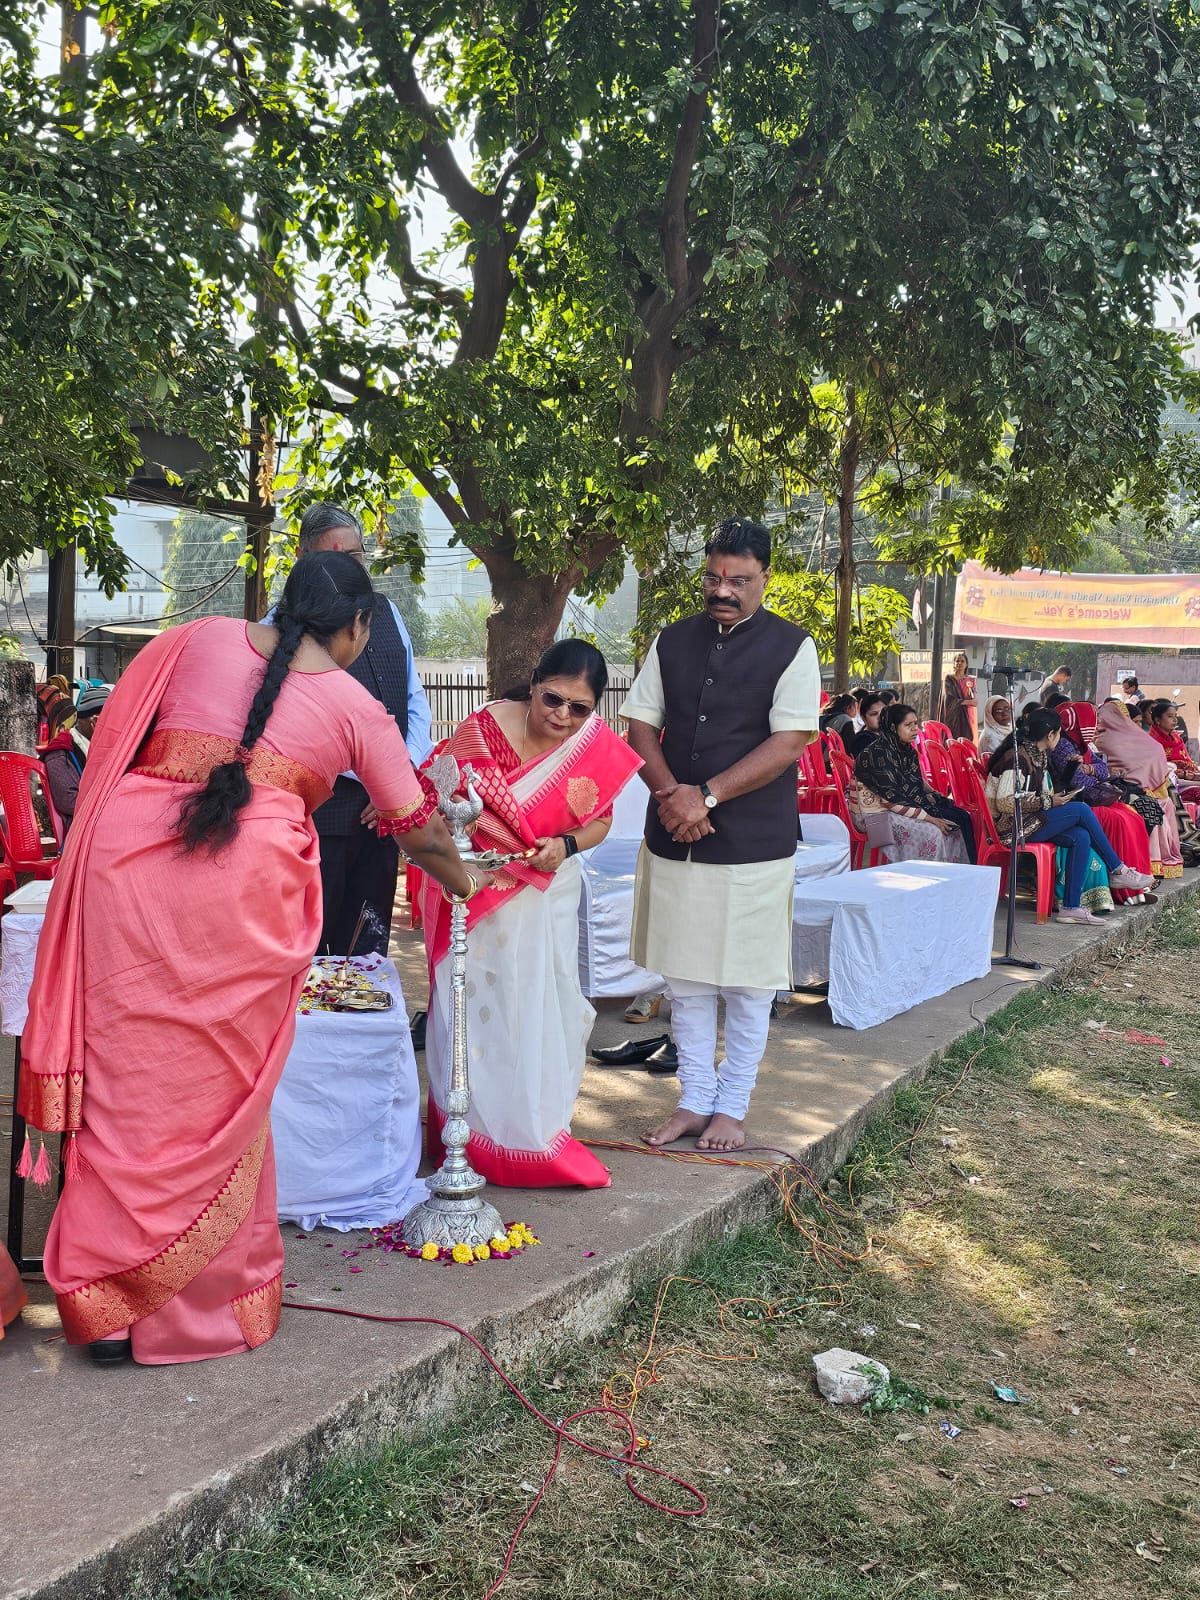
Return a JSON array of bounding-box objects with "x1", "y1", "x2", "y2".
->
[{"x1": 665, "y1": 977, "x2": 775, "y2": 1120}]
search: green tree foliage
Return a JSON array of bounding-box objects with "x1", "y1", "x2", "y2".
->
[
  {"x1": 5, "y1": 1, "x2": 1200, "y2": 688},
  {"x1": 161, "y1": 512, "x2": 246, "y2": 624},
  {"x1": 0, "y1": 7, "x2": 244, "y2": 592},
  {"x1": 425, "y1": 597, "x2": 490, "y2": 660}
]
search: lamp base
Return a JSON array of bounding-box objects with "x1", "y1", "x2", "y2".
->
[{"x1": 401, "y1": 1192, "x2": 506, "y2": 1251}]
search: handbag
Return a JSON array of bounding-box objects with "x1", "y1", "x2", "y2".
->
[{"x1": 863, "y1": 808, "x2": 897, "y2": 848}]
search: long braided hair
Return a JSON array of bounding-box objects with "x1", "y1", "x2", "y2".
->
[{"x1": 175, "y1": 551, "x2": 376, "y2": 853}]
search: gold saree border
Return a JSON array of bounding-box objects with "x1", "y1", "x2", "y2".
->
[
  {"x1": 19, "y1": 1068, "x2": 83, "y2": 1133},
  {"x1": 130, "y1": 728, "x2": 331, "y2": 814},
  {"x1": 231, "y1": 1270, "x2": 282, "y2": 1350},
  {"x1": 57, "y1": 1120, "x2": 270, "y2": 1344}
]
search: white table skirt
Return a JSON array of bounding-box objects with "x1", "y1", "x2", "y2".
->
[
  {"x1": 0, "y1": 915, "x2": 424, "y2": 1232},
  {"x1": 1, "y1": 912, "x2": 44, "y2": 1036},
  {"x1": 577, "y1": 813, "x2": 852, "y2": 1000},
  {"x1": 790, "y1": 861, "x2": 1001, "y2": 1029},
  {"x1": 273, "y1": 958, "x2": 427, "y2": 1231}
]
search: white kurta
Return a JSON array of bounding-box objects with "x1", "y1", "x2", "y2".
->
[{"x1": 620, "y1": 616, "x2": 821, "y2": 991}]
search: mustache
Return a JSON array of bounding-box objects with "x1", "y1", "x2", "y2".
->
[{"x1": 707, "y1": 594, "x2": 741, "y2": 609}]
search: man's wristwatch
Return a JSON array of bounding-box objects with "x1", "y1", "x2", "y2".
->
[{"x1": 700, "y1": 782, "x2": 718, "y2": 810}]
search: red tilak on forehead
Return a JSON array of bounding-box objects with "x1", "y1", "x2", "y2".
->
[{"x1": 721, "y1": 567, "x2": 728, "y2": 579}]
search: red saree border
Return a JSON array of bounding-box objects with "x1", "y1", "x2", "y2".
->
[
  {"x1": 131, "y1": 728, "x2": 331, "y2": 814},
  {"x1": 231, "y1": 1270, "x2": 283, "y2": 1350},
  {"x1": 426, "y1": 1099, "x2": 611, "y2": 1190},
  {"x1": 56, "y1": 1120, "x2": 271, "y2": 1344}
]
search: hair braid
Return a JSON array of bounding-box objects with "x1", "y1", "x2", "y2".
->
[{"x1": 174, "y1": 550, "x2": 375, "y2": 855}]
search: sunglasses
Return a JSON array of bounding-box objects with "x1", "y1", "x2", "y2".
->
[{"x1": 536, "y1": 686, "x2": 595, "y2": 720}]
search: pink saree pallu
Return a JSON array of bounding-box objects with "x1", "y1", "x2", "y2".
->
[
  {"x1": 420, "y1": 707, "x2": 642, "y2": 1189},
  {"x1": 20, "y1": 622, "x2": 324, "y2": 1362}
]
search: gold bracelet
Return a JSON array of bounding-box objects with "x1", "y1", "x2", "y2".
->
[{"x1": 442, "y1": 870, "x2": 480, "y2": 904}]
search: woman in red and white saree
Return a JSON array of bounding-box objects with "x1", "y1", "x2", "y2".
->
[
  {"x1": 421, "y1": 642, "x2": 642, "y2": 1189},
  {"x1": 19, "y1": 554, "x2": 475, "y2": 1366}
]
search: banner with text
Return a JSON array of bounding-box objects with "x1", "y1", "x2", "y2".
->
[{"x1": 953, "y1": 561, "x2": 1200, "y2": 647}]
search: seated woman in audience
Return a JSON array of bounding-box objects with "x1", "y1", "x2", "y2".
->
[
  {"x1": 1148, "y1": 699, "x2": 1200, "y2": 800},
  {"x1": 978, "y1": 695, "x2": 1013, "y2": 761},
  {"x1": 850, "y1": 691, "x2": 885, "y2": 757},
  {"x1": 420, "y1": 640, "x2": 642, "y2": 1188},
  {"x1": 42, "y1": 685, "x2": 110, "y2": 835},
  {"x1": 1053, "y1": 701, "x2": 1153, "y2": 904},
  {"x1": 819, "y1": 692, "x2": 858, "y2": 744},
  {"x1": 854, "y1": 703, "x2": 977, "y2": 864},
  {"x1": 1094, "y1": 700, "x2": 1190, "y2": 877},
  {"x1": 986, "y1": 707, "x2": 1153, "y2": 923}
]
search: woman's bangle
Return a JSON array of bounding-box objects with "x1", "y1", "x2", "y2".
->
[
  {"x1": 442, "y1": 870, "x2": 480, "y2": 904},
  {"x1": 559, "y1": 833, "x2": 580, "y2": 859}
]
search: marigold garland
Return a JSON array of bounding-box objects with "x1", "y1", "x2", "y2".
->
[{"x1": 368, "y1": 1219, "x2": 540, "y2": 1264}]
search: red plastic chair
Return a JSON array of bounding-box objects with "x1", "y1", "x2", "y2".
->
[
  {"x1": 953, "y1": 755, "x2": 1054, "y2": 923},
  {"x1": 0, "y1": 753, "x2": 62, "y2": 879},
  {"x1": 797, "y1": 739, "x2": 839, "y2": 815},
  {"x1": 820, "y1": 727, "x2": 846, "y2": 759},
  {"x1": 828, "y1": 751, "x2": 889, "y2": 870},
  {"x1": 921, "y1": 739, "x2": 955, "y2": 798},
  {"x1": 921, "y1": 720, "x2": 952, "y2": 746},
  {"x1": 948, "y1": 739, "x2": 985, "y2": 804}
]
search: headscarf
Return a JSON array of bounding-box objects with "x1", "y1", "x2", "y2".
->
[
  {"x1": 854, "y1": 722, "x2": 931, "y2": 810},
  {"x1": 979, "y1": 696, "x2": 1012, "y2": 755},
  {"x1": 1056, "y1": 700, "x2": 1097, "y2": 752},
  {"x1": 1094, "y1": 700, "x2": 1170, "y2": 790}
]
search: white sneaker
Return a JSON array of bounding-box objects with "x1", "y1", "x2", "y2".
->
[
  {"x1": 1110, "y1": 866, "x2": 1154, "y2": 892},
  {"x1": 1056, "y1": 906, "x2": 1105, "y2": 925}
]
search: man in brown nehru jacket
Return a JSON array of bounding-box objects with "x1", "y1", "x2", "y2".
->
[{"x1": 621, "y1": 517, "x2": 820, "y2": 1152}]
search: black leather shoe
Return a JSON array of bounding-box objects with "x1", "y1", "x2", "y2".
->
[
  {"x1": 645, "y1": 1041, "x2": 679, "y2": 1075},
  {"x1": 409, "y1": 1009, "x2": 427, "y2": 1052},
  {"x1": 592, "y1": 1034, "x2": 670, "y2": 1066},
  {"x1": 88, "y1": 1337, "x2": 132, "y2": 1366}
]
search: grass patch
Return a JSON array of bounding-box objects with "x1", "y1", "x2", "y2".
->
[{"x1": 171, "y1": 901, "x2": 1200, "y2": 1600}]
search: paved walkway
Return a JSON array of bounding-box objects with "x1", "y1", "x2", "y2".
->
[{"x1": 2, "y1": 875, "x2": 1195, "y2": 1600}]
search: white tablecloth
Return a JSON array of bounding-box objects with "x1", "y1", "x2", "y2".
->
[
  {"x1": 0, "y1": 915, "x2": 424, "y2": 1232},
  {"x1": 273, "y1": 958, "x2": 426, "y2": 1231},
  {"x1": 577, "y1": 812, "x2": 852, "y2": 999},
  {"x1": 790, "y1": 861, "x2": 1001, "y2": 1028},
  {"x1": 1, "y1": 912, "x2": 44, "y2": 1036}
]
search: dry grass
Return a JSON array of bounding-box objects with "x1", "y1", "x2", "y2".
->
[{"x1": 171, "y1": 899, "x2": 1200, "y2": 1600}]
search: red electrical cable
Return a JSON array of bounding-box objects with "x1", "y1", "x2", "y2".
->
[{"x1": 280, "y1": 1299, "x2": 707, "y2": 1600}]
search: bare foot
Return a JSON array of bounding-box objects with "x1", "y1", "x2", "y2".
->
[
  {"x1": 697, "y1": 1113, "x2": 745, "y2": 1151},
  {"x1": 642, "y1": 1108, "x2": 711, "y2": 1147}
]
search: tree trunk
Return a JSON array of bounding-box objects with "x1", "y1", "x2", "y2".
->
[
  {"x1": 833, "y1": 388, "x2": 859, "y2": 691},
  {"x1": 482, "y1": 560, "x2": 574, "y2": 698},
  {"x1": 0, "y1": 659, "x2": 37, "y2": 754}
]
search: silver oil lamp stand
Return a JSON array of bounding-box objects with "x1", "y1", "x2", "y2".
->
[{"x1": 402, "y1": 756, "x2": 507, "y2": 1251}]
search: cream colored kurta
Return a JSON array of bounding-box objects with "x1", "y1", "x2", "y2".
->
[{"x1": 620, "y1": 620, "x2": 820, "y2": 989}]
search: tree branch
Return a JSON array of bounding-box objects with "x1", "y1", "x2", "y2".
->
[
  {"x1": 354, "y1": 0, "x2": 492, "y2": 226},
  {"x1": 661, "y1": 0, "x2": 718, "y2": 302}
]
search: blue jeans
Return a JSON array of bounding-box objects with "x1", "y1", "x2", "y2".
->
[{"x1": 1026, "y1": 802, "x2": 1121, "y2": 909}]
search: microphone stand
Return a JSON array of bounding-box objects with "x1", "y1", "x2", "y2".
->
[{"x1": 992, "y1": 671, "x2": 1041, "y2": 971}]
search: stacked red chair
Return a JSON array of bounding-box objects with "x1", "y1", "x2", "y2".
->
[{"x1": 0, "y1": 752, "x2": 61, "y2": 882}]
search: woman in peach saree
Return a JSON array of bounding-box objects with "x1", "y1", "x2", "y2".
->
[
  {"x1": 1, "y1": 1243, "x2": 26, "y2": 1340},
  {"x1": 19, "y1": 553, "x2": 478, "y2": 1366}
]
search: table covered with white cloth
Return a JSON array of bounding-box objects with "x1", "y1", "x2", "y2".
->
[
  {"x1": 790, "y1": 861, "x2": 1001, "y2": 1028},
  {"x1": 0, "y1": 909, "x2": 424, "y2": 1233},
  {"x1": 578, "y1": 810, "x2": 852, "y2": 999}
]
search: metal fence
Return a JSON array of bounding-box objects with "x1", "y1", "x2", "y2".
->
[{"x1": 422, "y1": 669, "x2": 634, "y2": 744}]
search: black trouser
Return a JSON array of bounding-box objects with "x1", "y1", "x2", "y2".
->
[
  {"x1": 928, "y1": 798, "x2": 978, "y2": 864},
  {"x1": 316, "y1": 827, "x2": 400, "y2": 956}
]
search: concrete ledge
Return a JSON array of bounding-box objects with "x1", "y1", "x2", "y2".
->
[{"x1": 4, "y1": 872, "x2": 1197, "y2": 1600}]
